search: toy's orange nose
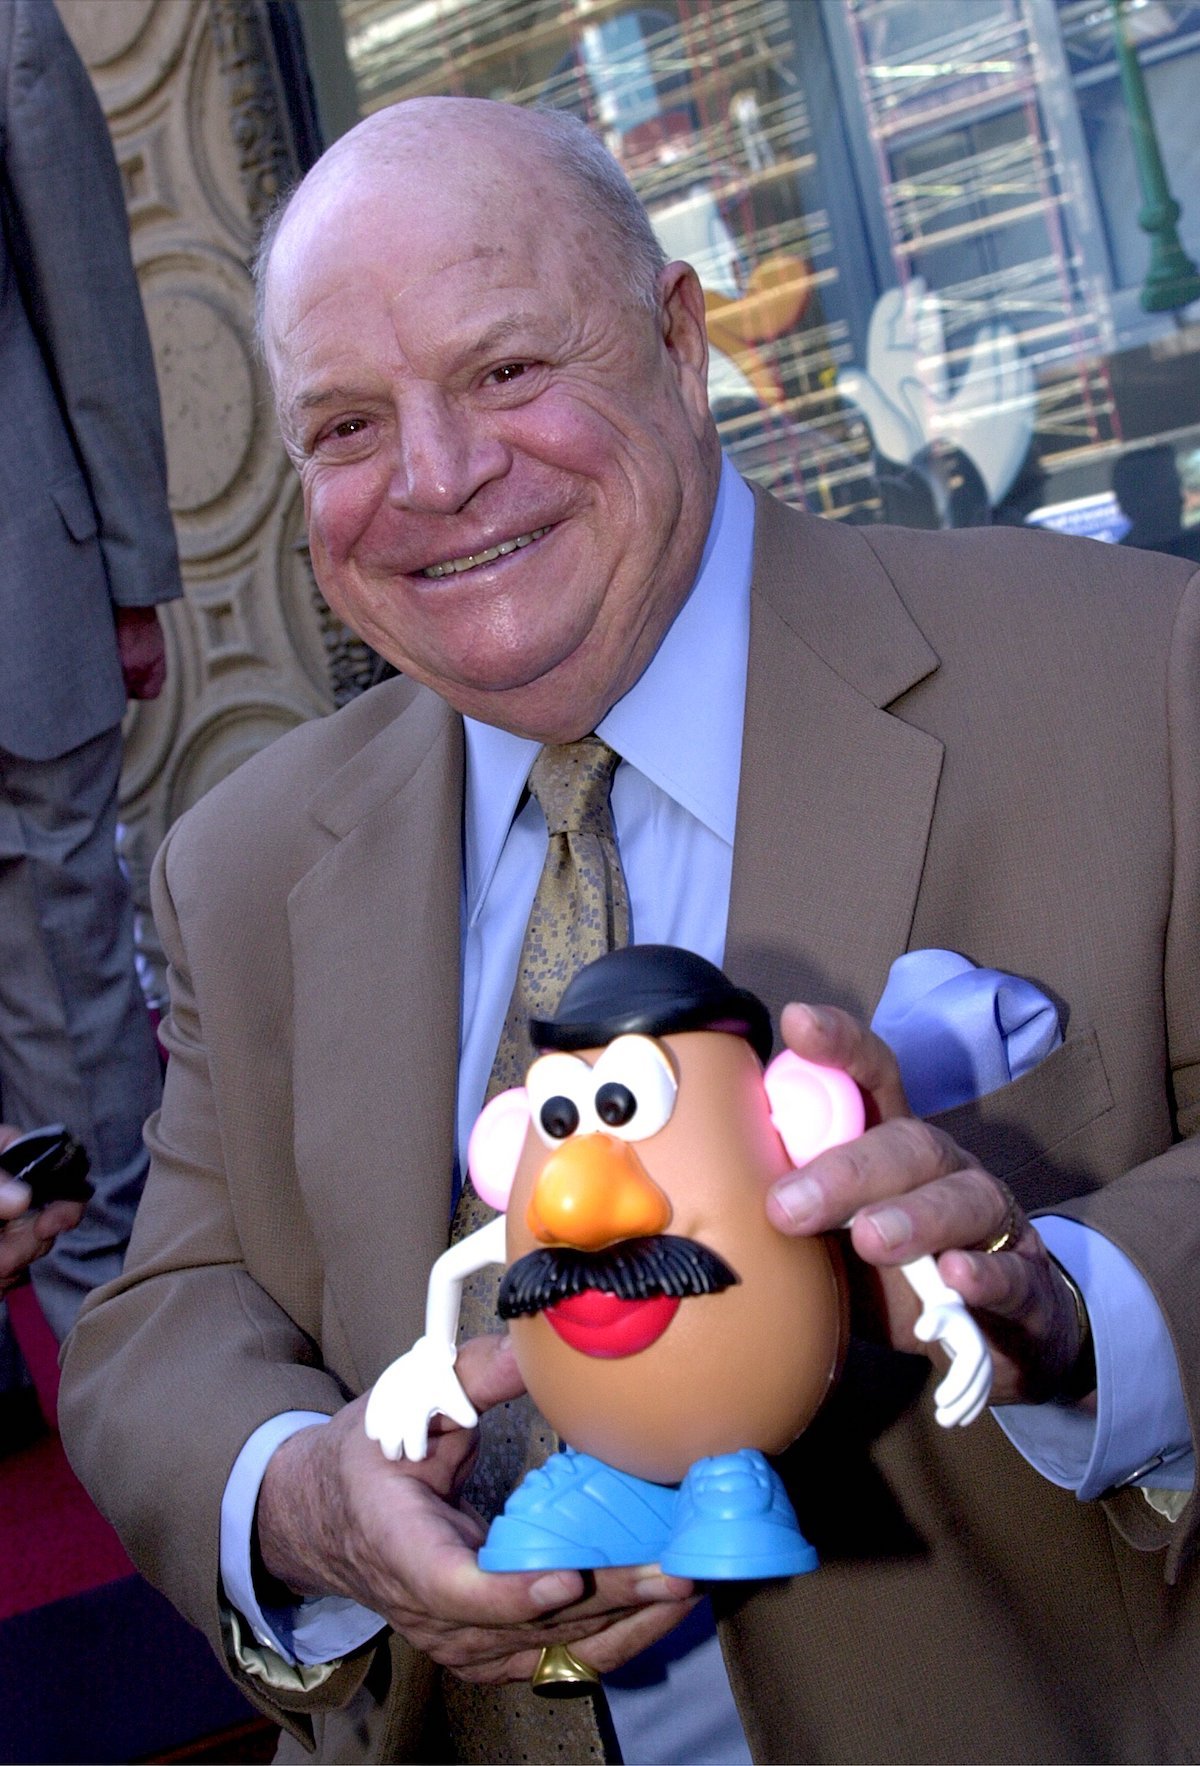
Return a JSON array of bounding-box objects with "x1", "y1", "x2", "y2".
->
[{"x1": 526, "y1": 1136, "x2": 672, "y2": 1250}]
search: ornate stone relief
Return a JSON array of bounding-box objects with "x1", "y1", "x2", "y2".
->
[{"x1": 207, "y1": 0, "x2": 302, "y2": 226}]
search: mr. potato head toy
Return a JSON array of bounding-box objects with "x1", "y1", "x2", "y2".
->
[{"x1": 367, "y1": 946, "x2": 992, "y2": 1582}]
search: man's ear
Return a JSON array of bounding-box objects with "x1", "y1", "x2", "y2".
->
[
  {"x1": 466, "y1": 1087, "x2": 530, "y2": 1210},
  {"x1": 658, "y1": 260, "x2": 711, "y2": 430}
]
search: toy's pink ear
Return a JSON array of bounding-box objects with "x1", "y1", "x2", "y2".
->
[
  {"x1": 466, "y1": 1087, "x2": 531, "y2": 1211},
  {"x1": 763, "y1": 1051, "x2": 865, "y2": 1167}
]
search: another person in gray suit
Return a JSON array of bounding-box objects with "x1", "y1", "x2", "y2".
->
[{"x1": 0, "y1": 0, "x2": 181, "y2": 1414}]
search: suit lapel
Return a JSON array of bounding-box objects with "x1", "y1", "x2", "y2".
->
[
  {"x1": 288, "y1": 686, "x2": 465, "y2": 1386},
  {"x1": 726, "y1": 492, "x2": 944, "y2": 1029}
]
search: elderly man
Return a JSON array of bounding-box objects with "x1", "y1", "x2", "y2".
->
[{"x1": 60, "y1": 98, "x2": 1200, "y2": 1764}]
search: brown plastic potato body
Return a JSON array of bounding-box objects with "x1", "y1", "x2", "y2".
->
[{"x1": 505, "y1": 1031, "x2": 847, "y2": 1485}]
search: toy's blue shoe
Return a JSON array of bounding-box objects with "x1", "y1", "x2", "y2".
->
[
  {"x1": 479, "y1": 1448, "x2": 677, "y2": 1571},
  {"x1": 660, "y1": 1449, "x2": 818, "y2": 1580}
]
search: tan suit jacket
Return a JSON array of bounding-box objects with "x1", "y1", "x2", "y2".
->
[{"x1": 60, "y1": 491, "x2": 1200, "y2": 1762}]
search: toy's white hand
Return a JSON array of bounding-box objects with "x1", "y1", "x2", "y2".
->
[
  {"x1": 901, "y1": 1254, "x2": 993, "y2": 1428},
  {"x1": 364, "y1": 1335, "x2": 478, "y2": 1462}
]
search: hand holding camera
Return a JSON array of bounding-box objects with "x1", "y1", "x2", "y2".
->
[{"x1": 0, "y1": 1124, "x2": 91, "y2": 1298}]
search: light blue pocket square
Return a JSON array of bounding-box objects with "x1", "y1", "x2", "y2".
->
[{"x1": 870, "y1": 948, "x2": 1063, "y2": 1117}]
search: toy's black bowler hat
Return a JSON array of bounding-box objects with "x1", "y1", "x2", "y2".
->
[{"x1": 531, "y1": 944, "x2": 773, "y2": 1066}]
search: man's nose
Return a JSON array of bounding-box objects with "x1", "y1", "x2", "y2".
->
[
  {"x1": 526, "y1": 1136, "x2": 672, "y2": 1251},
  {"x1": 388, "y1": 393, "x2": 508, "y2": 515}
]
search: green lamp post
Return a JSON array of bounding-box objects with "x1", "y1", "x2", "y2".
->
[{"x1": 1110, "y1": 0, "x2": 1200, "y2": 312}]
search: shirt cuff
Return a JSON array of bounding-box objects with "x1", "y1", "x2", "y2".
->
[
  {"x1": 993, "y1": 1217, "x2": 1194, "y2": 1499},
  {"x1": 219, "y1": 1411, "x2": 386, "y2": 1666}
]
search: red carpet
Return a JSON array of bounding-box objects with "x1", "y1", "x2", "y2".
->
[
  {"x1": 0, "y1": 1288, "x2": 133, "y2": 1618},
  {"x1": 0, "y1": 1286, "x2": 275, "y2": 1764}
]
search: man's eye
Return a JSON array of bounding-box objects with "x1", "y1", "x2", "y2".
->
[
  {"x1": 490, "y1": 362, "x2": 528, "y2": 384},
  {"x1": 309, "y1": 417, "x2": 371, "y2": 457}
]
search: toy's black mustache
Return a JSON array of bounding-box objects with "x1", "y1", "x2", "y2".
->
[{"x1": 497, "y1": 1235, "x2": 739, "y2": 1319}]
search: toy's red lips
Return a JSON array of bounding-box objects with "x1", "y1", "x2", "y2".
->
[
  {"x1": 543, "y1": 1290, "x2": 681, "y2": 1358},
  {"x1": 498, "y1": 1235, "x2": 739, "y2": 1358}
]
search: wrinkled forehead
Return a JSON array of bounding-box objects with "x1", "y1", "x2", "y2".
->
[{"x1": 267, "y1": 129, "x2": 592, "y2": 316}]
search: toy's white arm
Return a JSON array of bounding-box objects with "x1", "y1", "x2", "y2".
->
[
  {"x1": 364, "y1": 1215, "x2": 507, "y2": 1462},
  {"x1": 901, "y1": 1254, "x2": 993, "y2": 1428}
]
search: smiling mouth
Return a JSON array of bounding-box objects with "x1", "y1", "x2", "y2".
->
[{"x1": 420, "y1": 525, "x2": 551, "y2": 578}]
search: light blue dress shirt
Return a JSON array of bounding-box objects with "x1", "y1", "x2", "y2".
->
[{"x1": 220, "y1": 457, "x2": 1192, "y2": 1763}]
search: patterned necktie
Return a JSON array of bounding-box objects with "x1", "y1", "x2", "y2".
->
[
  {"x1": 442, "y1": 737, "x2": 629, "y2": 1764},
  {"x1": 488, "y1": 736, "x2": 631, "y2": 1099}
]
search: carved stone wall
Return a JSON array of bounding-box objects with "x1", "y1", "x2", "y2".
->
[{"x1": 55, "y1": 0, "x2": 337, "y2": 999}]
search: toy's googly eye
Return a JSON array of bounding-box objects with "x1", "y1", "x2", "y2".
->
[
  {"x1": 525, "y1": 1053, "x2": 596, "y2": 1146},
  {"x1": 589, "y1": 1036, "x2": 677, "y2": 1142},
  {"x1": 540, "y1": 1095, "x2": 579, "y2": 1140},
  {"x1": 595, "y1": 1081, "x2": 636, "y2": 1127}
]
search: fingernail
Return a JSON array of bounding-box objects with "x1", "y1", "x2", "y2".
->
[
  {"x1": 772, "y1": 1175, "x2": 821, "y2": 1226},
  {"x1": 632, "y1": 1571, "x2": 679, "y2": 1600},
  {"x1": 864, "y1": 1205, "x2": 912, "y2": 1250},
  {"x1": 0, "y1": 1177, "x2": 29, "y2": 1210},
  {"x1": 528, "y1": 1573, "x2": 577, "y2": 1610}
]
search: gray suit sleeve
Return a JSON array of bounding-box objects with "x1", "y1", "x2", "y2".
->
[{"x1": 1, "y1": 0, "x2": 181, "y2": 609}]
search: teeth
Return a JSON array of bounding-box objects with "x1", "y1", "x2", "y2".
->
[{"x1": 420, "y1": 526, "x2": 550, "y2": 578}]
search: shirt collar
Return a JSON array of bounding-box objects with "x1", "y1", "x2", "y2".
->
[{"x1": 463, "y1": 454, "x2": 754, "y2": 921}]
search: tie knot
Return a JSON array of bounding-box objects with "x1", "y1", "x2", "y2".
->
[{"x1": 528, "y1": 737, "x2": 620, "y2": 837}]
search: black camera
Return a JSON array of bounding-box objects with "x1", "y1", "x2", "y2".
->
[{"x1": 0, "y1": 1125, "x2": 93, "y2": 1208}]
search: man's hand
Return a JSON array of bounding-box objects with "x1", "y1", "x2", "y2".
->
[
  {"x1": 0, "y1": 1125, "x2": 86, "y2": 1300},
  {"x1": 764, "y1": 1005, "x2": 1090, "y2": 1406},
  {"x1": 256, "y1": 1333, "x2": 696, "y2": 1683},
  {"x1": 115, "y1": 606, "x2": 167, "y2": 699}
]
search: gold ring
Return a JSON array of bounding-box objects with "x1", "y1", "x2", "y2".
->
[
  {"x1": 531, "y1": 1643, "x2": 600, "y2": 1698},
  {"x1": 977, "y1": 1182, "x2": 1024, "y2": 1254}
]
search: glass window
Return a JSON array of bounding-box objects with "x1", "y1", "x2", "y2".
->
[{"x1": 298, "y1": 0, "x2": 1200, "y2": 558}]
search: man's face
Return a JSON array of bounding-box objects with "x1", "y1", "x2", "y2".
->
[{"x1": 265, "y1": 125, "x2": 720, "y2": 741}]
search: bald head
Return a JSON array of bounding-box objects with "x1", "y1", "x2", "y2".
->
[{"x1": 257, "y1": 98, "x2": 667, "y2": 364}]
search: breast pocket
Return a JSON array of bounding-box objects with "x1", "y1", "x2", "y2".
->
[{"x1": 926, "y1": 1030, "x2": 1114, "y2": 1209}]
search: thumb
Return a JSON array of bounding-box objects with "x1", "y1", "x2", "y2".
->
[
  {"x1": 454, "y1": 1331, "x2": 526, "y2": 1413},
  {"x1": 0, "y1": 1175, "x2": 32, "y2": 1221}
]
